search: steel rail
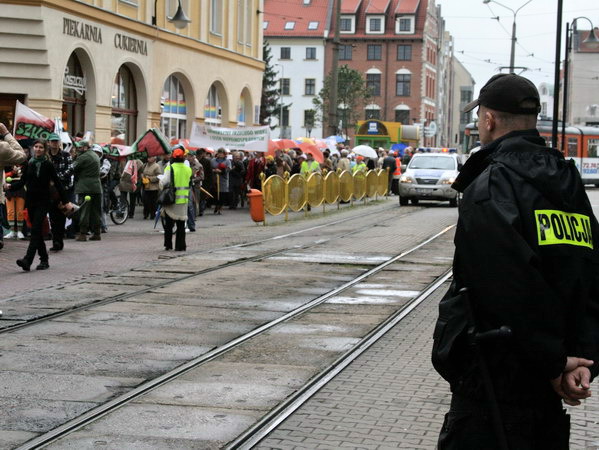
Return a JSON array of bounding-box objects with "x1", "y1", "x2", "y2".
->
[
  {"x1": 227, "y1": 269, "x2": 453, "y2": 449},
  {"x1": 17, "y1": 224, "x2": 455, "y2": 450},
  {"x1": 1, "y1": 203, "x2": 409, "y2": 335}
]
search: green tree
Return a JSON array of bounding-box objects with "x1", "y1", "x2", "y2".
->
[
  {"x1": 259, "y1": 41, "x2": 280, "y2": 128},
  {"x1": 313, "y1": 65, "x2": 372, "y2": 138}
]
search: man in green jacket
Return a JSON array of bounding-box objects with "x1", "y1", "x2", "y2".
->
[{"x1": 73, "y1": 140, "x2": 102, "y2": 241}]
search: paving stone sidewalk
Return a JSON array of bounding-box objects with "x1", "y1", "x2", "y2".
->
[{"x1": 257, "y1": 283, "x2": 599, "y2": 450}]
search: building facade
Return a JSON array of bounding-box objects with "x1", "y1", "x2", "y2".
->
[
  {"x1": 0, "y1": 0, "x2": 264, "y2": 144},
  {"x1": 263, "y1": 0, "x2": 331, "y2": 139},
  {"x1": 538, "y1": 82, "x2": 554, "y2": 121},
  {"x1": 450, "y1": 57, "x2": 475, "y2": 150},
  {"x1": 566, "y1": 28, "x2": 599, "y2": 127}
]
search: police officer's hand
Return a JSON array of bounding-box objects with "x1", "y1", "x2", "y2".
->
[{"x1": 550, "y1": 356, "x2": 594, "y2": 405}]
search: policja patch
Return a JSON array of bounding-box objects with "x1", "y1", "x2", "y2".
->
[{"x1": 535, "y1": 209, "x2": 593, "y2": 249}]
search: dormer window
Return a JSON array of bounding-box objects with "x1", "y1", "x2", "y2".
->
[
  {"x1": 395, "y1": 15, "x2": 415, "y2": 34},
  {"x1": 339, "y1": 15, "x2": 355, "y2": 34},
  {"x1": 284, "y1": 21, "x2": 295, "y2": 30},
  {"x1": 263, "y1": 21, "x2": 269, "y2": 30},
  {"x1": 366, "y1": 15, "x2": 385, "y2": 34},
  {"x1": 308, "y1": 21, "x2": 319, "y2": 30}
]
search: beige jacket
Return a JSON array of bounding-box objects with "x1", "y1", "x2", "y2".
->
[{"x1": 0, "y1": 133, "x2": 27, "y2": 203}]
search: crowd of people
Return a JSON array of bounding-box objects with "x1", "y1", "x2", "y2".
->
[{"x1": 0, "y1": 125, "x2": 412, "y2": 268}]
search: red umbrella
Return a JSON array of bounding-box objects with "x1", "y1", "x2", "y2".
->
[
  {"x1": 267, "y1": 140, "x2": 278, "y2": 157},
  {"x1": 298, "y1": 142, "x2": 324, "y2": 164},
  {"x1": 276, "y1": 139, "x2": 300, "y2": 150}
]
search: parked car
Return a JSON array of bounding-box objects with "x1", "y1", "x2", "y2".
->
[{"x1": 398, "y1": 153, "x2": 462, "y2": 207}]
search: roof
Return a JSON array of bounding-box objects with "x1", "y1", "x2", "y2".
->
[
  {"x1": 365, "y1": 0, "x2": 390, "y2": 14},
  {"x1": 264, "y1": 0, "x2": 332, "y2": 37},
  {"x1": 341, "y1": 0, "x2": 362, "y2": 14},
  {"x1": 395, "y1": 0, "x2": 420, "y2": 14}
]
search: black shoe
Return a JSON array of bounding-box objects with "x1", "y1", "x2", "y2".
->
[
  {"x1": 16, "y1": 258, "x2": 31, "y2": 271},
  {"x1": 175, "y1": 247, "x2": 186, "y2": 251},
  {"x1": 36, "y1": 261, "x2": 49, "y2": 270},
  {"x1": 50, "y1": 243, "x2": 63, "y2": 252},
  {"x1": 164, "y1": 246, "x2": 172, "y2": 251}
]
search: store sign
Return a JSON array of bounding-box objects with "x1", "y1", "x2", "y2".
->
[
  {"x1": 114, "y1": 33, "x2": 148, "y2": 56},
  {"x1": 367, "y1": 121, "x2": 379, "y2": 134},
  {"x1": 63, "y1": 67, "x2": 86, "y2": 96},
  {"x1": 63, "y1": 18, "x2": 102, "y2": 43}
]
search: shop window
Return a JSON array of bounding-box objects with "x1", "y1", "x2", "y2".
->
[
  {"x1": 204, "y1": 84, "x2": 222, "y2": 125},
  {"x1": 63, "y1": 52, "x2": 87, "y2": 137},
  {"x1": 161, "y1": 75, "x2": 187, "y2": 140},
  {"x1": 0, "y1": 94, "x2": 25, "y2": 132},
  {"x1": 111, "y1": 65, "x2": 137, "y2": 145}
]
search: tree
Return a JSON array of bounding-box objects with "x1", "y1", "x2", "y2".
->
[
  {"x1": 312, "y1": 65, "x2": 372, "y2": 138},
  {"x1": 259, "y1": 41, "x2": 280, "y2": 128}
]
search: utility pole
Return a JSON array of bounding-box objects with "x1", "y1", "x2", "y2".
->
[{"x1": 328, "y1": 0, "x2": 341, "y2": 137}]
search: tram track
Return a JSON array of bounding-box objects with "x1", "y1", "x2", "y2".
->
[
  {"x1": 14, "y1": 222, "x2": 455, "y2": 449},
  {"x1": 0, "y1": 203, "x2": 411, "y2": 335}
]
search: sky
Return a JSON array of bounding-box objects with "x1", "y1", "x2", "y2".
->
[{"x1": 435, "y1": 0, "x2": 599, "y2": 95}]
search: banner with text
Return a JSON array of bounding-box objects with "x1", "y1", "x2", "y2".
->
[
  {"x1": 13, "y1": 101, "x2": 55, "y2": 140},
  {"x1": 189, "y1": 123, "x2": 269, "y2": 152}
]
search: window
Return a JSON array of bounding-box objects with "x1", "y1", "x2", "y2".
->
[
  {"x1": 211, "y1": 0, "x2": 222, "y2": 34},
  {"x1": 460, "y1": 88, "x2": 472, "y2": 103},
  {"x1": 367, "y1": 44, "x2": 382, "y2": 60},
  {"x1": 284, "y1": 21, "x2": 295, "y2": 30},
  {"x1": 567, "y1": 137, "x2": 578, "y2": 157},
  {"x1": 282, "y1": 108, "x2": 289, "y2": 127},
  {"x1": 280, "y1": 47, "x2": 291, "y2": 59},
  {"x1": 305, "y1": 79, "x2": 316, "y2": 95},
  {"x1": 365, "y1": 108, "x2": 380, "y2": 120},
  {"x1": 366, "y1": 73, "x2": 381, "y2": 96},
  {"x1": 62, "y1": 52, "x2": 86, "y2": 137},
  {"x1": 340, "y1": 15, "x2": 355, "y2": 33},
  {"x1": 263, "y1": 21, "x2": 269, "y2": 30},
  {"x1": 306, "y1": 47, "x2": 316, "y2": 59},
  {"x1": 281, "y1": 78, "x2": 290, "y2": 95},
  {"x1": 161, "y1": 75, "x2": 187, "y2": 140},
  {"x1": 111, "y1": 65, "x2": 137, "y2": 145},
  {"x1": 308, "y1": 21, "x2": 319, "y2": 30},
  {"x1": 339, "y1": 44, "x2": 352, "y2": 60},
  {"x1": 396, "y1": 74, "x2": 411, "y2": 96},
  {"x1": 204, "y1": 84, "x2": 222, "y2": 124},
  {"x1": 541, "y1": 102, "x2": 548, "y2": 116},
  {"x1": 589, "y1": 139, "x2": 599, "y2": 157},
  {"x1": 367, "y1": 16, "x2": 384, "y2": 34},
  {"x1": 397, "y1": 44, "x2": 412, "y2": 61},
  {"x1": 304, "y1": 109, "x2": 315, "y2": 128},
  {"x1": 119, "y1": 0, "x2": 138, "y2": 6},
  {"x1": 395, "y1": 15, "x2": 414, "y2": 34},
  {"x1": 245, "y1": 0, "x2": 252, "y2": 44},
  {"x1": 395, "y1": 109, "x2": 409, "y2": 124}
]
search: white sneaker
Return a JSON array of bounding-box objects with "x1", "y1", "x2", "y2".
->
[
  {"x1": 17, "y1": 231, "x2": 25, "y2": 240},
  {"x1": 4, "y1": 231, "x2": 14, "y2": 239}
]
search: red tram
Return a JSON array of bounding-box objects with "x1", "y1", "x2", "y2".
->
[{"x1": 464, "y1": 120, "x2": 599, "y2": 185}]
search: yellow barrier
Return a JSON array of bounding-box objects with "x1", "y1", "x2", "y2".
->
[{"x1": 260, "y1": 168, "x2": 389, "y2": 223}]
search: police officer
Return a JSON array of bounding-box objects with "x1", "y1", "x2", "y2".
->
[{"x1": 432, "y1": 73, "x2": 599, "y2": 449}]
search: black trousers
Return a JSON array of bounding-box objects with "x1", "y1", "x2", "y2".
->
[
  {"x1": 438, "y1": 395, "x2": 570, "y2": 450},
  {"x1": 24, "y1": 204, "x2": 49, "y2": 264},
  {"x1": 143, "y1": 190, "x2": 158, "y2": 219},
  {"x1": 48, "y1": 201, "x2": 66, "y2": 248},
  {"x1": 163, "y1": 214, "x2": 186, "y2": 251}
]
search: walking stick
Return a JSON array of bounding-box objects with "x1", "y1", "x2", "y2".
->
[{"x1": 461, "y1": 287, "x2": 512, "y2": 450}]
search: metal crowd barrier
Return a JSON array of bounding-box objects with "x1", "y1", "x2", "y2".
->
[{"x1": 261, "y1": 169, "x2": 389, "y2": 223}]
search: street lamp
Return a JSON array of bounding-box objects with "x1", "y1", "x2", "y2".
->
[
  {"x1": 561, "y1": 17, "x2": 599, "y2": 150},
  {"x1": 152, "y1": 0, "x2": 191, "y2": 29},
  {"x1": 483, "y1": 0, "x2": 532, "y2": 73}
]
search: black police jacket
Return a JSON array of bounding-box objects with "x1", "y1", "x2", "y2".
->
[{"x1": 432, "y1": 129, "x2": 599, "y2": 404}]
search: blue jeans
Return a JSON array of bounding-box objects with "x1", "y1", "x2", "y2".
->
[{"x1": 187, "y1": 201, "x2": 195, "y2": 231}]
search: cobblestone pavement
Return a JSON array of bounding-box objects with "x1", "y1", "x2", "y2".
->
[
  {"x1": 257, "y1": 283, "x2": 599, "y2": 450},
  {"x1": 0, "y1": 198, "x2": 399, "y2": 296}
]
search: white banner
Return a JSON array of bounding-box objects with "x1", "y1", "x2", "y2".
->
[{"x1": 189, "y1": 123, "x2": 270, "y2": 152}]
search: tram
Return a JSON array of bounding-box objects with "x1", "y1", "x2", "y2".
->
[{"x1": 463, "y1": 120, "x2": 599, "y2": 185}]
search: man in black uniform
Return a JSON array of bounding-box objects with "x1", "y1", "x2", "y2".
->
[{"x1": 432, "y1": 73, "x2": 599, "y2": 449}]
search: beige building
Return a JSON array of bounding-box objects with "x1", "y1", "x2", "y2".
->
[
  {"x1": 449, "y1": 57, "x2": 475, "y2": 150},
  {"x1": 0, "y1": 0, "x2": 264, "y2": 144}
]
